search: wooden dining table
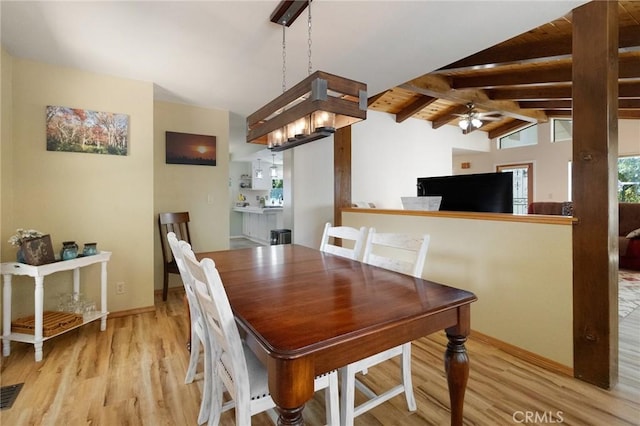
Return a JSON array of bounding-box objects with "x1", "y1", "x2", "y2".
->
[{"x1": 196, "y1": 244, "x2": 477, "y2": 426}]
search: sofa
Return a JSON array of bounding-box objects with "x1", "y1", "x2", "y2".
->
[
  {"x1": 528, "y1": 201, "x2": 640, "y2": 270},
  {"x1": 528, "y1": 201, "x2": 573, "y2": 216}
]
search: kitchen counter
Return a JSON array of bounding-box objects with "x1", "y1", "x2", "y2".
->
[
  {"x1": 233, "y1": 206, "x2": 283, "y2": 214},
  {"x1": 233, "y1": 206, "x2": 284, "y2": 244}
]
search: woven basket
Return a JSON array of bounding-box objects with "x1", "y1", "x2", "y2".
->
[{"x1": 11, "y1": 311, "x2": 83, "y2": 337}]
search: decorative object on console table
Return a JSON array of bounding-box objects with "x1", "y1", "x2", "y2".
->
[
  {"x1": 22, "y1": 235, "x2": 56, "y2": 266},
  {"x1": 83, "y1": 243, "x2": 98, "y2": 256},
  {"x1": 8, "y1": 228, "x2": 44, "y2": 263},
  {"x1": 16, "y1": 248, "x2": 26, "y2": 264},
  {"x1": 60, "y1": 241, "x2": 79, "y2": 261}
]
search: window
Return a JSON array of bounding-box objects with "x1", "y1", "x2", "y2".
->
[
  {"x1": 498, "y1": 124, "x2": 538, "y2": 149},
  {"x1": 618, "y1": 156, "x2": 640, "y2": 202},
  {"x1": 569, "y1": 156, "x2": 640, "y2": 202},
  {"x1": 552, "y1": 119, "x2": 572, "y2": 142}
]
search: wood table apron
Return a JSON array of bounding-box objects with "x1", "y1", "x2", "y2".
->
[{"x1": 197, "y1": 244, "x2": 477, "y2": 426}]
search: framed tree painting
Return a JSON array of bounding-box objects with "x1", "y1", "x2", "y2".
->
[
  {"x1": 46, "y1": 105, "x2": 129, "y2": 156},
  {"x1": 165, "y1": 131, "x2": 216, "y2": 166}
]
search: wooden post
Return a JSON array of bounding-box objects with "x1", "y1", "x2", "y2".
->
[
  {"x1": 572, "y1": 0, "x2": 619, "y2": 389},
  {"x1": 334, "y1": 127, "x2": 352, "y2": 227}
]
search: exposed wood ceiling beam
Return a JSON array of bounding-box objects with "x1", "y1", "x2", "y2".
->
[
  {"x1": 437, "y1": 26, "x2": 640, "y2": 73},
  {"x1": 395, "y1": 95, "x2": 437, "y2": 123},
  {"x1": 619, "y1": 99, "x2": 640, "y2": 109},
  {"x1": 618, "y1": 81, "x2": 640, "y2": 98},
  {"x1": 519, "y1": 100, "x2": 572, "y2": 109},
  {"x1": 488, "y1": 82, "x2": 640, "y2": 100},
  {"x1": 543, "y1": 110, "x2": 640, "y2": 119},
  {"x1": 545, "y1": 110, "x2": 573, "y2": 117},
  {"x1": 401, "y1": 75, "x2": 547, "y2": 123},
  {"x1": 487, "y1": 119, "x2": 531, "y2": 139},
  {"x1": 366, "y1": 1, "x2": 639, "y2": 138},
  {"x1": 451, "y1": 54, "x2": 640, "y2": 89},
  {"x1": 367, "y1": 90, "x2": 389, "y2": 107},
  {"x1": 430, "y1": 104, "x2": 469, "y2": 129},
  {"x1": 619, "y1": 110, "x2": 640, "y2": 119},
  {"x1": 520, "y1": 99, "x2": 640, "y2": 109}
]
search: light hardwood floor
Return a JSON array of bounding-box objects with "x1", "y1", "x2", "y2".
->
[{"x1": 1, "y1": 289, "x2": 638, "y2": 425}]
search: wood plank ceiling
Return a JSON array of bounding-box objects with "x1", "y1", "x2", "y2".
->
[{"x1": 368, "y1": 0, "x2": 640, "y2": 139}]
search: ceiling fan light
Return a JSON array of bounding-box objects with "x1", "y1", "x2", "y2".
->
[
  {"x1": 471, "y1": 118, "x2": 482, "y2": 128},
  {"x1": 458, "y1": 118, "x2": 470, "y2": 130}
]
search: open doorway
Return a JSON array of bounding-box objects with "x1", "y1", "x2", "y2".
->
[{"x1": 497, "y1": 162, "x2": 533, "y2": 214}]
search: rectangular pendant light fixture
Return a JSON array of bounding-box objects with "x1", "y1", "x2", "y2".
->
[
  {"x1": 247, "y1": 70, "x2": 367, "y2": 151},
  {"x1": 246, "y1": 1, "x2": 367, "y2": 152}
]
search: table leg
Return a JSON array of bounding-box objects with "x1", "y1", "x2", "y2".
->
[
  {"x1": 445, "y1": 333, "x2": 469, "y2": 426},
  {"x1": 267, "y1": 357, "x2": 314, "y2": 426},
  {"x1": 2, "y1": 274, "x2": 12, "y2": 357},
  {"x1": 73, "y1": 267, "x2": 80, "y2": 297},
  {"x1": 100, "y1": 261, "x2": 108, "y2": 330},
  {"x1": 34, "y1": 276, "x2": 44, "y2": 362}
]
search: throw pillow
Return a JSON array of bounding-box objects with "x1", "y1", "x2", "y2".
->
[{"x1": 627, "y1": 228, "x2": 640, "y2": 239}]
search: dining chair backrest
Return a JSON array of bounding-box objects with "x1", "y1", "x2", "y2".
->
[
  {"x1": 167, "y1": 233, "x2": 213, "y2": 423},
  {"x1": 362, "y1": 228, "x2": 430, "y2": 278},
  {"x1": 167, "y1": 234, "x2": 202, "y2": 355},
  {"x1": 167, "y1": 232, "x2": 195, "y2": 305},
  {"x1": 342, "y1": 228, "x2": 430, "y2": 425},
  {"x1": 319, "y1": 222, "x2": 368, "y2": 261},
  {"x1": 180, "y1": 241, "x2": 253, "y2": 421},
  {"x1": 158, "y1": 211, "x2": 191, "y2": 301}
]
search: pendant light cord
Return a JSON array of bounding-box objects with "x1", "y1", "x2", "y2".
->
[
  {"x1": 282, "y1": 23, "x2": 287, "y2": 93},
  {"x1": 307, "y1": 0, "x2": 312, "y2": 75}
]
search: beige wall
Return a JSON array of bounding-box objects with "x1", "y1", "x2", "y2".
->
[
  {"x1": 1, "y1": 57, "x2": 155, "y2": 321},
  {"x1": 153, "y1": 101, "x2": 230, "y2": 293},
  {"x1": 0, "y1": 53, "x2": 234, "y2": 332},
  {"x1": 343, "y1": 210, "x2": 574, "y2": 368},
  {"x1": 1, "y1": 48, "x2": 13, "y2": 265}
]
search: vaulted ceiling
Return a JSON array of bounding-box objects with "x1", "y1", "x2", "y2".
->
[{"x1": 368, "y1": 0, "x2": 640, "y2": 139}]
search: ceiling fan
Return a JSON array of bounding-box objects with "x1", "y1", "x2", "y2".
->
[{"x1": 455, "y1": 103, "x2": 502, "y2": 131}]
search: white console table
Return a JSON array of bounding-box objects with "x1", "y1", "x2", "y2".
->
[{"x1": 1, "y1": 251, "x2": 111, "y2": 362}]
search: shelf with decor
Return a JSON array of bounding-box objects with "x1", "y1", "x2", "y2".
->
[
  {"x1": 239, "y1": 174, "x2": 252, "y2": 189},
  {"x1": 1, "y1": 251, "x2": 112, "y2": 362}
]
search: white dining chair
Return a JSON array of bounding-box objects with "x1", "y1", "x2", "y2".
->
[
  {"x1": 180, "y1": 241, "x2": 341, "y2": 426},
  {"x1": 167, "y1": 232, "x2": 213, "y2": 424},
  {"x1": 340, "y1": 228, "x2": 430, "y2": 426},
  {"x1": 319, "y1": 222, "x2": 368, "y2": 261}
]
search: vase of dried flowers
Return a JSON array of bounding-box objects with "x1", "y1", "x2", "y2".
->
[{"x1": 8, "y1": 228, "x2": 44, "y2": 263}]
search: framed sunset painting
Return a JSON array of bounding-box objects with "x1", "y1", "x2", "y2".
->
[{"x1": 165, "y1": 131, "x2": 216, "y2": 166}]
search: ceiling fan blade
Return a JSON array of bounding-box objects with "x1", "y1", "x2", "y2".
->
[{"x1": 476, "y1": 111, "x2": 502, "y2": 118}]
